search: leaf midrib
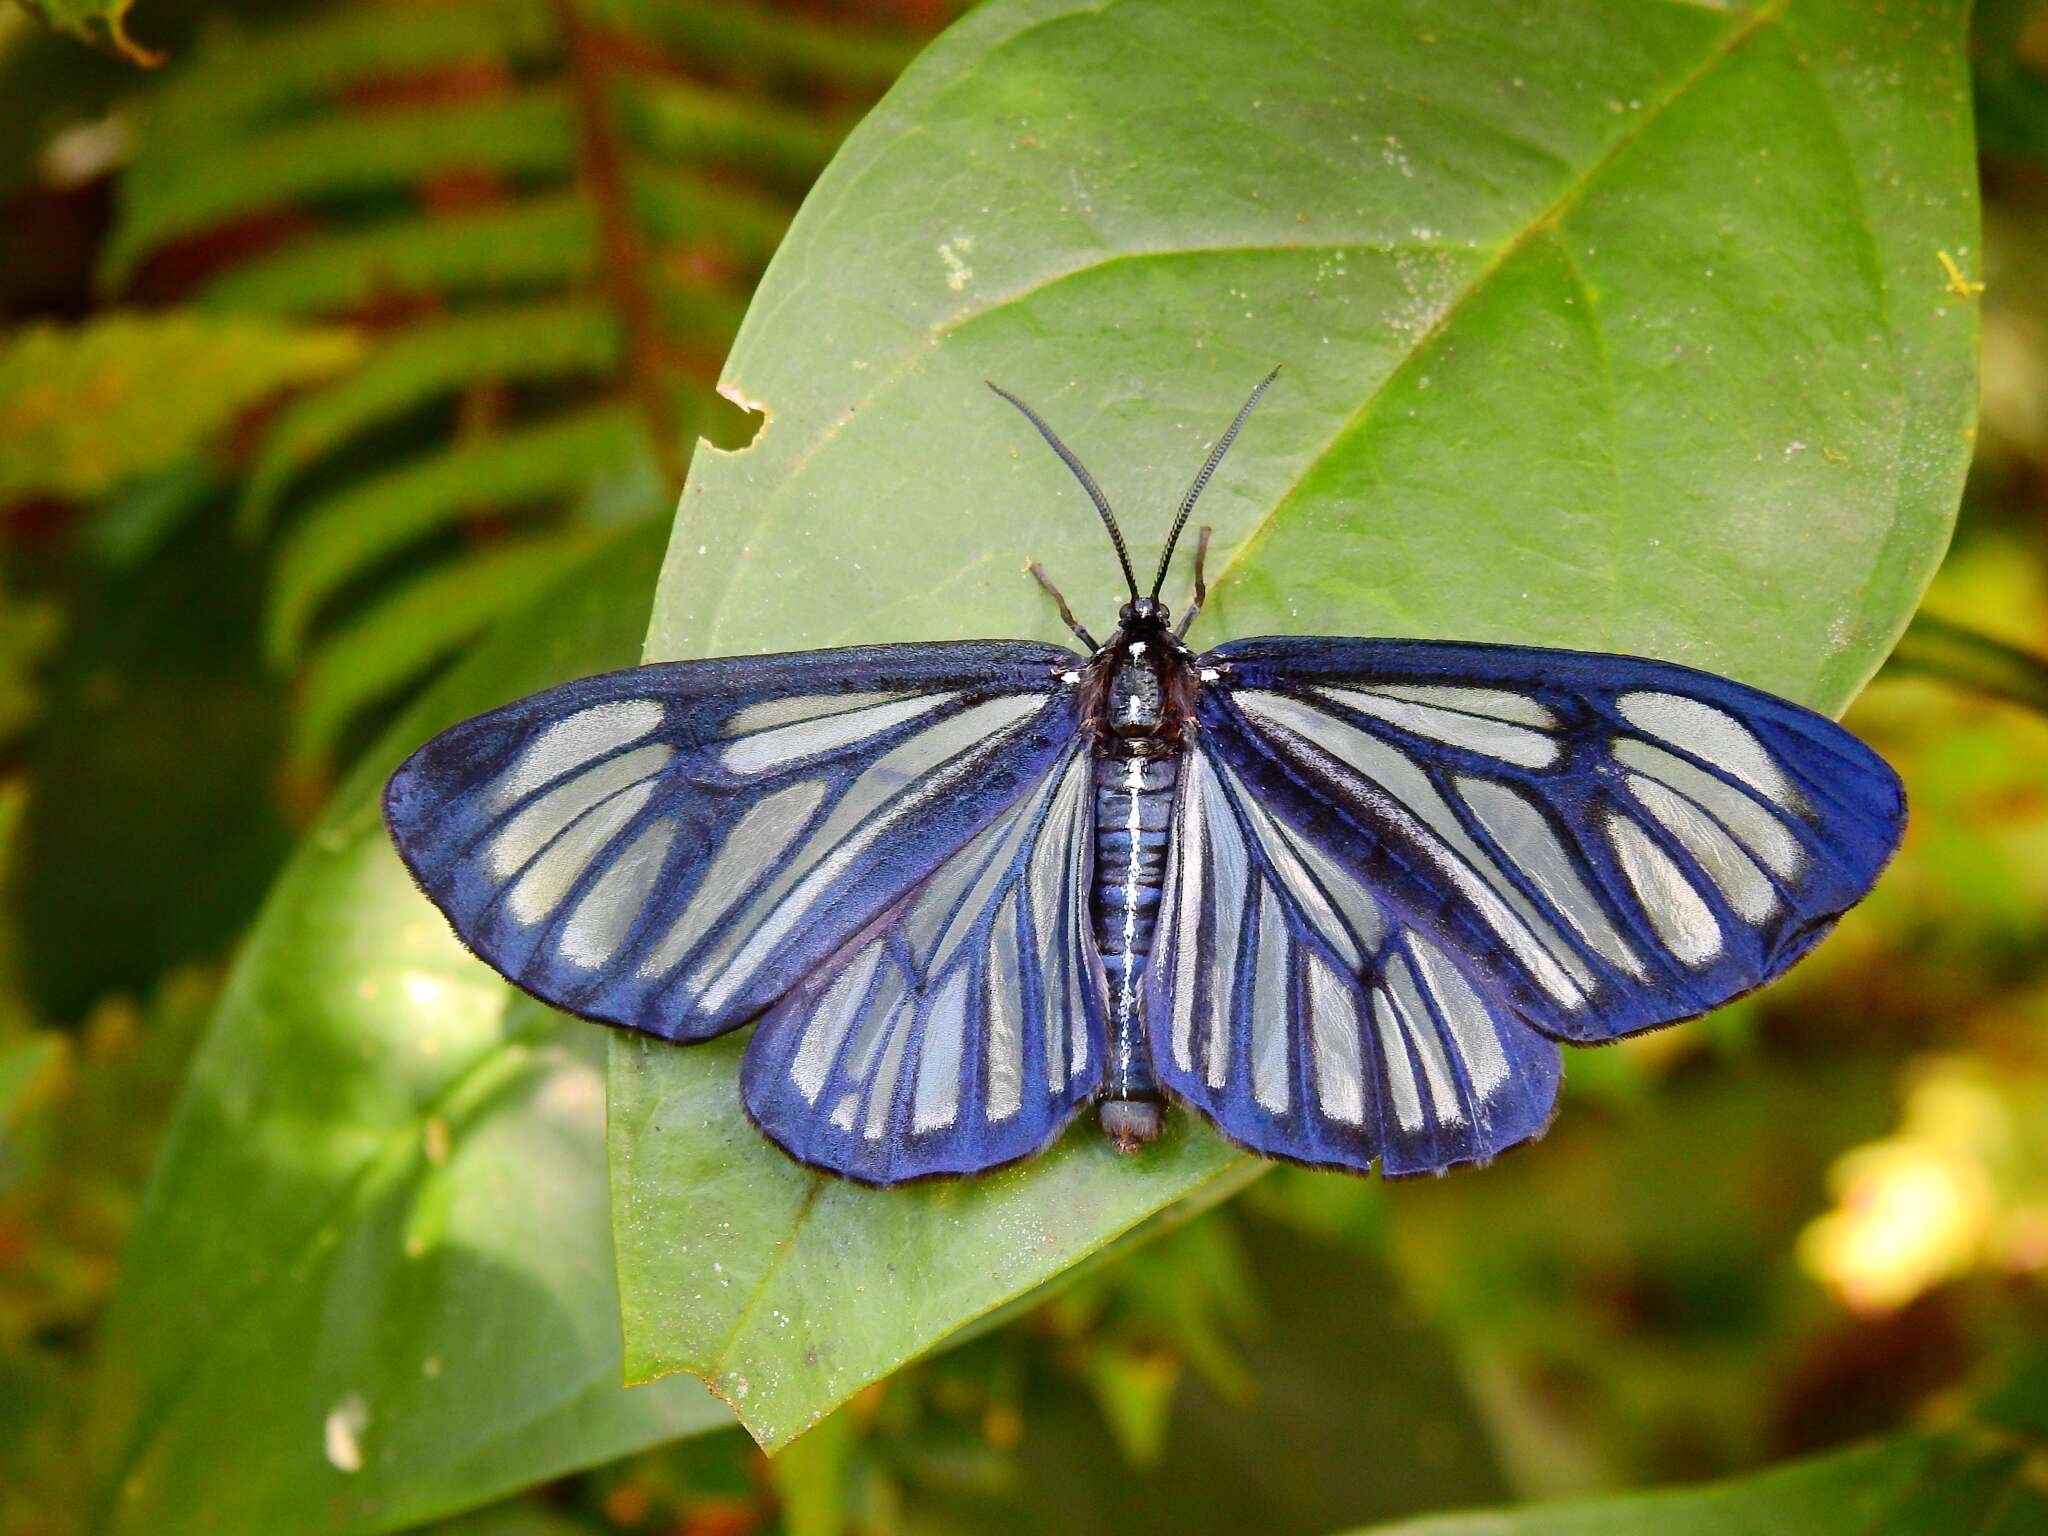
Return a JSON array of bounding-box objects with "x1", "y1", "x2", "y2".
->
[
  {"x1": 697, "y1": 0, "x2": 1789, "y2": 661},
  {"x1": 662, "y1": 1121, "x2": 1254, "y2": 1446},
  {"x1": 1206, "y1": 0, "x2": 1793, "y2": 603}
]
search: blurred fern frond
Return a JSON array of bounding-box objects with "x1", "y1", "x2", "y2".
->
[
  {"x1": 0, "y1": 312, "x2": 361, "y2": 501},
  {"x1": 102, "y1": 0, "x2": 923, "y2": 777}
]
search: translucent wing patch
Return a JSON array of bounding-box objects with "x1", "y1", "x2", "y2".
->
[
  {"x1": 741, "y1": 740, "x2": 1105, "y2": 1183},
  {"x1": 1199, "y1": 637, "x2": 1905, "y2": 1047},
  {"x1": 1143, "y1": 745, "x2": 1560, "y2": 1175},
  {"x1": 383, "y1": 641, "x2": 1080, "y2": 1043}
]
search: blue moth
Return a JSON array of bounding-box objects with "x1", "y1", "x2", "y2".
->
[{"x1": 384, "y1": 371, "x2": 1904, "y2": 1185}]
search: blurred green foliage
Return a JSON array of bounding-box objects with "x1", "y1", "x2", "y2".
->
[
  {"x1": 1346, "y1": 1350, "x2": 2048, "y2": 1534},
  {"x1": 9, "y1": 0, "x2": 159, "y2": 66},
  {"x1": 79, "y1": 0, "x2": 916, "y2": 777},
  {"x1": 0, "y1": 1, "x2": 2043, "y2": 1535},
  {"x1": 0, "y1": 313, "x2": 360, "y2": 500}
]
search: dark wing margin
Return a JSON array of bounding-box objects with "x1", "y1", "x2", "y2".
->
[
  {"x1": 741, "y1": 737, "x2": 1106, "y2": 1183},
  {"x1": 1143, "y1": 635, "x2": 1901, "y2": 1177},
  {"x1": 383, "y1": 640, "x2": 1081, "y2": 1044}
]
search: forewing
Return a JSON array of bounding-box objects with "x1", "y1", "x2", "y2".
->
[
  {"x1": 383, "y1": 640, "x2": 1079, "y2": 1042},
  {"x1": 1143, "y1": 743, "x2": 1561, "y2": 1176},
  {"x1": 742, "y1": 738, "x2": 1104, "y2": 1183},
  {"x1": 1199, "y1": 637, "x2": 1904, "y2": 1046}
]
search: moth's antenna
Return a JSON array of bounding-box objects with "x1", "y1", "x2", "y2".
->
[
  {"x1": 987, "y1": 381, "x2": 1138, "y2": 602},
  {"x1": 1150, "y1": 365, "x2": 1282, "y2": 600}
]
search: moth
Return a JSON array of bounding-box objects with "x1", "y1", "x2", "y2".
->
[{"x1": 385, "y1": 370, "x2": 1904, "y2": 1185}]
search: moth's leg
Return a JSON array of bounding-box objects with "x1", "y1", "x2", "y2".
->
[
  {"x1": 1174, "y1": 526, "x2": 1213, "y2": 639},
  {"x1": 1027, "y1": 561, "x2": 1099, "y2": 650}
]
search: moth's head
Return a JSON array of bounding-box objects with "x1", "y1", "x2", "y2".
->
[{"x1": 987, "y1": 367, "x2": 1280, "y2": 645}]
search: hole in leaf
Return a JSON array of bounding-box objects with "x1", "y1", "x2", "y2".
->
[{"x1": 701, "y1": 382, "x2": 768, "y2": 454}]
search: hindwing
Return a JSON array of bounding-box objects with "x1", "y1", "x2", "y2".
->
[
  {"x1": 1143, "y1": 743, "x2": 1561, "y2": 1174},
  {"x1": 741, "y1": 738, "x2": 1106, "y2": 1183}
]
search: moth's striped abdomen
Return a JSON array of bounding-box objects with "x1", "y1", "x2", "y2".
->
[{"x1": 1093, "y1": 751, "x2": 1180, "y2": 1112}]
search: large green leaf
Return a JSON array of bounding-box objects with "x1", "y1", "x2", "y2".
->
[
  {"x1": 83, "y1": 524, "x2": 728, "y2": 1536},
  {"x1": 613, "y1": 0, "x2": 1979, "y2": 1450},
  {"x1": 1346, "y1": 1440, "x2": 2039, "y2": 1534},
  {"x1": 1340, "y1": 1364, "x2": 2048, "y2": 1535}
]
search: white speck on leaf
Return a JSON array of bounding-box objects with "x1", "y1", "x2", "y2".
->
[
  {"x1": 325, "y1": 1394, "x2": 370, "y2": 1473},
  {"x1": 938, "y1": 241, "x2": 974, "y2": 292}
]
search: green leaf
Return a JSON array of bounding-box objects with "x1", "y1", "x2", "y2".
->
[
  {"x1": 83, "y1": 523, "x2": 729, "y2": 1536},
  {"x1": 197, "y1": 197, "x2": 600, "y2": 318},
  {"x1": 0, "y1": 1035, "x2": 59, "y2": 1137},
  {"x1": 108, "y1": 92, "x2": 581, "y2": 284},
  {"x1": 610, "y1": 1045, "x2": 1251, "y2": 1442},
  {"x1": 241, "y1": 302, "x2": 625, "y2": 536},
  {"x1": 615, "y1": 0, "x2": 1979, "y2": 1449},
  {"x1": 0, "y1": 312, "x2": 361, "y2": 500},
  {"x1": 12, "y1": 0, "x2": 161, "y2": 66},
  {"x1": 130, "y1": 0, "x2": 557, "y2": 163},
  {"x1": 266, "y1": 400, "x2": 650, "y2": 665},
  {"x1": 762, "y1": 1405, "x2": 856, "y2": 1536},
  {"x1": 627, "y1": 165, "x2": 790, "y2": 269},
  {"x1": 587, "y1": 0, "x2": 918, "y2": 91},
  {"x1": 1076, "y1": 1346, "x2": 1182, "y2": 1467},
  {"x1": 614, "y1": 76, "x2": 849, "y2": 194},
  {"x1": 1885, "y1": 612, "x2": 2048, "y2": 716},
  {"x1": 108, "y1": 0, "x2": 910, "y2": 761},
  {"x1": 1335, "y1": 1427, "x2": 2047, "y2": 1535},
  {"x1": 291, "y1": 526, "x2": 612, "y2": 768}
]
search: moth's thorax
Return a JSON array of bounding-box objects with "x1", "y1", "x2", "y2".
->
[{"x1": 1079, "y1": 617, "x2": 1199, "y2": 757}]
